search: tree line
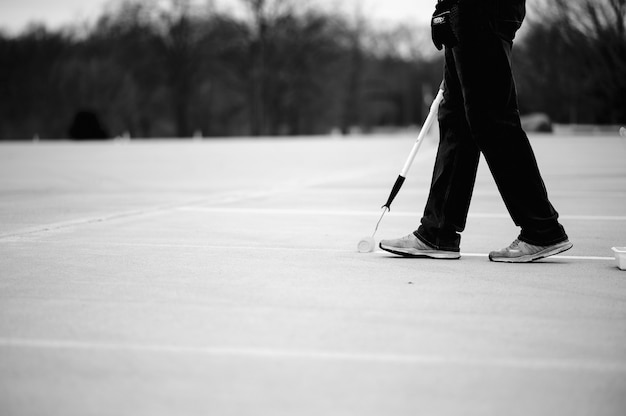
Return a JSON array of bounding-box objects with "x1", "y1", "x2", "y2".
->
[
  {"x1": 0, "y1": 0, "x2": 624, "y2": 140},
  {"x1": 515, "y1": 0, "x2": 626, "y2": 126}
]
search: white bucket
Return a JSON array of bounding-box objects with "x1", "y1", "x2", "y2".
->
[{"x1": 612, "y1": 247, "x2": 626, "y2": 270}]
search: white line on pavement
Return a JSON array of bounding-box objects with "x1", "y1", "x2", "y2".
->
[
  {"x1": 179, "y1": 206, "x2": 626, "y2": 222},
  {"x1": 3, "y1": 240, "x2": 614, "y2": 261},
  {"x1": 460, "y1": 253, "x2": 614, "y2": 261},
  {"x1": 1, "y1": 337, "x2": 623, "y2": 373}
]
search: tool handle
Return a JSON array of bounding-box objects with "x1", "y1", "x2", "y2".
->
[
  {"x1": 399, "y1": 88, "x2": 444, "y2": 177},
  {"x1": 382, "y1": 175, "x2": 405, "y2": 210}
]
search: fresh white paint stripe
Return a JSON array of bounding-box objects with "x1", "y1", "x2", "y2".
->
[
  {"x1": 0, "y1": 338, "x2": 623, "y2": 372},
  {"x1": 179, "y1": 206, "x2": 626, "y2": 221},
  {"x1": 460, "y1": 253, "x2": 614, "y2": 261}
]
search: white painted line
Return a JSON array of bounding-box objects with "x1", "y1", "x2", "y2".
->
[
  {"x1": 1, "y1": 239, "x2": 355, "y2": 253},
  {"x1": 553, "y1": 255, "x2": 614, "y2": 261},
  {"x1": 0, "y1": 170, "x2": 385, "y2": 240},
  {"x1": 461, "y1": 253, "x2": 614, "y2": 261},
  {"x1": 471, "y1": 213, "x2": 626, "y2": 221},
  {"x1": 178, "y1": 206, "x2": 387, "y2": 216},
  {"x1": 302, "y1": 188, "x2": 626, "y2": 199},
  {"x1": 178, "y1": 207, "x2": 626, "y2": 221},
  {"x1": 1, "y1": 338, "x2": 623, "y2": 372},
  {"x1": 4, "y1": 240, "x2": 615, "y2": 261}
]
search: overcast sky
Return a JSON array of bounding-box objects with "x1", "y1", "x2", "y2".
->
[{"x1": 0, "y1": 0, "x2": 435, "y2": 34}]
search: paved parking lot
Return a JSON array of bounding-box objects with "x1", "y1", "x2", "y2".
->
[{"x1": 1, "y1": 133, "x2": 625, "y2": 415}]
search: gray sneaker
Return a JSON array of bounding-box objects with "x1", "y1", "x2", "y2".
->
[
  {"x1": 489, "y1": 239, "x2": 573, "y2": 263},
  {"x1": 379, "y1": 233, "x2": 461, "y2": 259}
]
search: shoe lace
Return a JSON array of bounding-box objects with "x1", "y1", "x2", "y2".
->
[{"x1": 509, "y1": 239, "x2": 521, "y2": 249}]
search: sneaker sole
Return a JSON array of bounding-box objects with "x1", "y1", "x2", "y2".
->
[
  {"x1": 489, "y1": 241, "x2": 573, "y2": 263},
  {"x1": 379, "y1": 243, "x2": 461, "y2": 259}
]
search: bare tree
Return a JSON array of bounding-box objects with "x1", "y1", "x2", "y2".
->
[
  {"x1": 518, "y1": 0, "x2": 626, "y2": 123},
  {"x1": 240, "y1": 0, "x2": 295, "y2": 135},
  {"x1": 158, "y1": 0, "x2": 202, "y2": 137}
]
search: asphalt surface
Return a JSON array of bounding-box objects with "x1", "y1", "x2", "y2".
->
[{"x1": 1, "y1": 132, "x2": 625, "y2": 415}]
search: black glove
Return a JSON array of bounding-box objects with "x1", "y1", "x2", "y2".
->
[{"x1": 431, "y1": 0, "x2": 458, "y2": 50}]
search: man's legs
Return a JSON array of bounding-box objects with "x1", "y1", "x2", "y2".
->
[{"x1": 447, "y1": 3, "x2": 567, "y2": 246}]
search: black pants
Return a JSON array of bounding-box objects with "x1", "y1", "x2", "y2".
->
[{"x1": 415, "y1": 2, "x2": 567, "y2": 251}]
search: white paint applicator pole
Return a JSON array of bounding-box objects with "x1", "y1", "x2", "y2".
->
[{"x1": 357, "y1": 85, "x2": 445, "y2": 253}]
